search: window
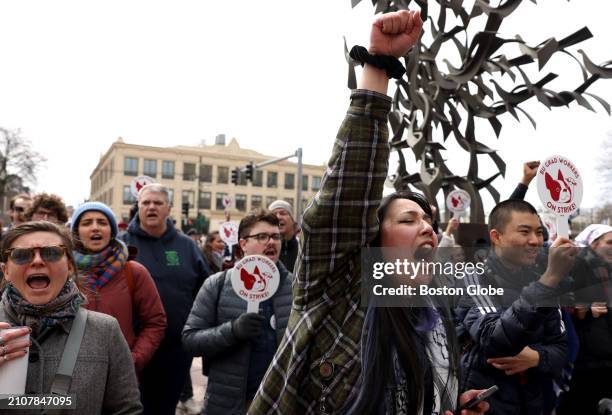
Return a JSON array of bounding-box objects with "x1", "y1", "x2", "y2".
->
[
  {"x1": 124, "y1": 157, "x2": 138, "y2": 176},
  {"x1": 312, "y1": 176, "x2": 322, "y2": 191},
  {"x1": 302, "y1": 175, "x2": 309, "y2": 191},
  {"x1": 108, "y1": 188, "x2": 113, "y2": 205},
  {"x1": 251, "y1": 195, "x2": 262, "y2": 209},
  {"x1": 199, "y1": 192, "x2": 211, "y2": 210},
  {"x1": 144, "y1": 159, "x2": 157, "y2": 177},
  {"x1": 182, "y1": 190, "x2": 195, "y2": 208},
  {"x1": 162, "y1": 160, "x2": 175, "y2": 179},
  {"x1": 284, "y1": 198, "x2": 294, "y2": 207},
  {"x1": 183, "y1": 163, "x2": 196, "y2": 181},
  {"x1": 216, "y1": 193, "x2": 227, "y2": 210},
  {"x1": 284, "y1": 173, "x2": 295, "y2": 190},
  {"x1": 199, "y1": 164, "x2": 213, "y2": 183},
  {"x1": 236, "y1": 194, "x2": 247, "y2": 212},
  {"x1": 238, "y1": 171, "x2": 247, "y2": 186},
  {"x1": 267, "y1": 171, "x2": 278, "y2": 188},
  {"x1": 123, "y1": 186, "x2": 136, "y2": 205},
  {"x1": 265, "y1": 196, "x2": 276, "y2": 209},
  {"x1": 252, "y1": 170, "x2": 263, "y2": 187},
  {"x1": 167, "y1": 189, "x2": 174, "y2": 206},
  {"x1": 217, "y1": 166, "x2": 229, "y2": 184}
]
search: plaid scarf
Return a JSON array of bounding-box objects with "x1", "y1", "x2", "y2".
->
[
  {"x1": 74, "y1": 239, "x2": 129, "y2": 292},
  {"x1": 2, "y1": 280, "x2": 84, "y2": 336}
]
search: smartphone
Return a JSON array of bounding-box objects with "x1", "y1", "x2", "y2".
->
[{"x1": 455, "y1": 385, "x2": 498, "y2": 414}]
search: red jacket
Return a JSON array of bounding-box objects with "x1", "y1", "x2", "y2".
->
[{"x1": 82, "y1": 261, "x2": 167, "y2": 373}]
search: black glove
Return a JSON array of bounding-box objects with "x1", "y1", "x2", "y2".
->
[{"x1": 231, "y1": 313, "x2": 265, "y2": 340}]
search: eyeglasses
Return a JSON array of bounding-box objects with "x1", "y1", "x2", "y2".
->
[
  {"x1": 12, "y1": 206, "x2": 25, "y2": 213},
  {"x1": 32, "y1": 210, "x2": 59, "y2": 221},
  {"x1": 4, "y1": 245, "x2": 67, "y2": 265},
  {"x1": 243, "y1": 232, "x2": 282, "y2": 244}
]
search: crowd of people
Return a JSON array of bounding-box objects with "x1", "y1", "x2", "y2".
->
[{"x1": 0, "y1": 9, "x2": 610, "y2": 415}]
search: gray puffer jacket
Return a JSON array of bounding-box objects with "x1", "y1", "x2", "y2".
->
[{"x1": 182, "y1": 261, "x2": 293, "y2": 415}]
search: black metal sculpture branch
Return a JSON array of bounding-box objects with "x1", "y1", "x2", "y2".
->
[{"x1": 347, "y1": 0, "x2": 612, "y2": 222}]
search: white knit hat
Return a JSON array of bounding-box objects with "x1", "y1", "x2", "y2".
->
[
  {"x1": 575, "y1": 224, "x2": 612, "y2": 247},
  {"x1": 268, "y1": 200, "x2": 294, "y2": 219}
]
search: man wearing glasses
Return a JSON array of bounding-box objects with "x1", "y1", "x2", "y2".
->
[
  {"x1": 25, "y1": 193, "x2": 69, "y2": 226},
  {"x1": 182, "y1": 209, "x2": 294, "y2": 415}
]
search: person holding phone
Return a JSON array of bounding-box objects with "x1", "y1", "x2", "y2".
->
[
  {"x1": 250, "y1": 10, "x2": 488, "y2": 415},
  {"x1": 457, "y1": 199, "x2": 576, "y2": 414}
]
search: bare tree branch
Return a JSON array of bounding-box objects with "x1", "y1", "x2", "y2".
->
[{"x1": 0, "y1": 127, "x2": 46, "y2": 202}]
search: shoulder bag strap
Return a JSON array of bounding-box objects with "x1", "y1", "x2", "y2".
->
[{"x1": 50, "y1": 307, "x2": 88, "y2": 396}]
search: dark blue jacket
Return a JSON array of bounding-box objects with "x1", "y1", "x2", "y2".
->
[
  {"x1": 457, "y1": 252, "x2": 567, "y2": 415},
  {"x1": 123, "y1": 218, "x2": 210, "y2": 342}
]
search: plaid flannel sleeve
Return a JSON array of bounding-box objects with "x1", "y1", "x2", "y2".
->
[
  {"x1": 293, "y1": 89, "x2": 392, "y2": 309},
  {"x1": 249, "y1": 90, "x2": 392, "y2": 415}
]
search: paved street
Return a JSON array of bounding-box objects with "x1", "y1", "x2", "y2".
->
[{"x1": 176, "y1": 358, "x2": 208, "y2": 415}]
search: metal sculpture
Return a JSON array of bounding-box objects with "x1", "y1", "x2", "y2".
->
[{"x1": 347, "y1": 0, "x2": 612, "y2": 222}]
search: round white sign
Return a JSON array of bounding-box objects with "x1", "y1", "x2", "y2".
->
[
  {"x1": 219, "y1": 222, "x2": 239, "y2": 246},
  {"x1": 446, "y1": 189, "x2": 471, "y2": 214},
  {"x1": 536, "y1": 155, "x2": 583, "y2": 217},
  {"x1": 230, "y1": 255, "x2": 280, "y2": 313},
  {"x1": 222, "y1": 195, "x2": 233, "y2": 209},
  {"x1": 541, "y1": 213, "x2": 558, "y2": 242},
  {"x1": 130, "y1": 175, "x2": 155, "y2": 198}
]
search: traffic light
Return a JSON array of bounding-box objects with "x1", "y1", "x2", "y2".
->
[
  {"x1": 231, "y1": 168, "x2": 240, "y2": 185},
  {"x1": 182, "y1": 202, "x2": 189, "y2": 217},
  {"x1": 245, "y1": 162, "x2": 254, "y2": 181}
]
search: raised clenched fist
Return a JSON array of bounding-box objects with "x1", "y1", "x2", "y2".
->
[{"x1": 369, "y1": 10, "x2": 423, "y2": 58}]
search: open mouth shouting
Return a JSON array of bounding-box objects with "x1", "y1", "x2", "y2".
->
[
  {"x1": 26, "y1": 274, "x2": 51, "y2": 291},
  {"x1": 88, "y1": 234, "x2": 104, "y2": 243},
  {"x1": 263, "y1": 246, "x2": 278, "y2": 261}
]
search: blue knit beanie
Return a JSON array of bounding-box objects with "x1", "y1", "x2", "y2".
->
[{"x1": 70, "y1": 201, "x2": 118, "y2": 238}]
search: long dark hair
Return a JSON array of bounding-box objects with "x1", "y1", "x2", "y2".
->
[{"x1": 346, "y1": 191, "x2": 460, "y2": 414}]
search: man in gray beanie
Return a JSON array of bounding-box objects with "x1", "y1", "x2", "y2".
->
[{"x1": 268, "y1": 200, "x2": 299, "y2": 272}]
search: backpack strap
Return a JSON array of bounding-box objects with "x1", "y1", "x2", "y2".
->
[
  {"x1": 50, "y1": 307, "x2": 88, "y2": 396},
  {"x1": 216, "y1": 270, "x2": 226, "y2": 309}
]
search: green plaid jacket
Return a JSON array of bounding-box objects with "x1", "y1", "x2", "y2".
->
[{"x1": 249, "y1": 90, "x2": 392, "y2": 414}]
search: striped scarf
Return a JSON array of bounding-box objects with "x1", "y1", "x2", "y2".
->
[
  {"x1": 2, "y1": 279, "x2": 85, "y2": 336},
  {"x1": 74, "y1": 239, "x2": 129, "y2": 292}
]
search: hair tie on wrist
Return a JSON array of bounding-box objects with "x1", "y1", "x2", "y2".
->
[{"x1": 349, "y1": 45, "x2": 406, "y2": 80}]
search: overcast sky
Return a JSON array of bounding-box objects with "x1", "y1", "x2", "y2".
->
[{"x1": 1, "y1": 0, "x2": 611, "y2": 214}]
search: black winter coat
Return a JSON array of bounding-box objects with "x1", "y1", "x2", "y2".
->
[{"x1": 457, "y1": 252, "x2": 568, "y2": 415}]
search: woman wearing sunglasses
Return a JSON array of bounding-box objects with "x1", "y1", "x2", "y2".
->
[
  {"x1": 0, "y1": 220, "x2": 142, "y2": 413},
  {"x1": 70, "y1": 202, "x2": 167, "y2": 376}
]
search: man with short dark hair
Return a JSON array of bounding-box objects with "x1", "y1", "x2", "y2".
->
[
  {"x1": 458, "y1": 199, "x2": 578, "y2": 415},
  {"x1": 123, "y1": 183, "x2": 210, "y2": 415},
  {"x1": 183, "y1": 209, "x2": 293, "y2": 415},
  {"x1": 268, "y1": 200, "x2": 299, "y2": 272}
]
